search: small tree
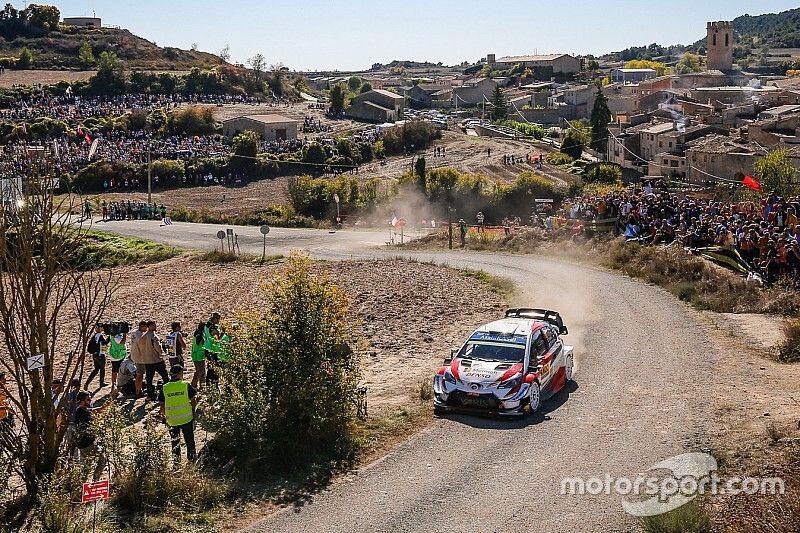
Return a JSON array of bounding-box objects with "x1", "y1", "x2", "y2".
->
[
  {"x1": 232, "y1": 130, "x2": 259, "y2": 160},
  {"x1": 754, "y1": 147, "x2": 797, "y2": 196},
  {"x1": 302, "y1": 143, "x2": 327, "y2": 165},
  {"x1": 359, "y1": 81, "x2": 372, "y2": 93},
  {"x1": 561, "y1": 121, "x2": 590, "y2": 160},
  {"x1": 414, "y1": 156, "x2": 427, "y2": 189},
  {"x1": 329, "y1": 83, "x2": 347, "y2": 115},
  {"x1": 78, "y1": 41, "x2": 95, "y2": 68},
  {"x1": 584, "y1": 164, "x2": 622, "y2": 184},
  {"x1": 589, "y1": 86, "x2": 611, "y2": 155},
  {"x1": 491, "y1": 85, "x2": 507, "y2": 120},
  {"x1": 203, "y1": 253, "x2": 361, "y2": 471},
  {"x1": 347, "y1": 76, "x2": 362, "y2": 92},
  {"x1": 675, "y1": 53, "x2": 702, "y2": 74},
  {"x1": 219, "y1": 44, "x2": 231, "y2": 63},
  {"x1": 16, "y1": 46, "x2": 32, "y2": 69},
  {"x1": 0, "y1": 177, "x2": 115, "y2": 498},
  {"x1": 247, "y1": 53, "x2": 266, "y2": 83}
]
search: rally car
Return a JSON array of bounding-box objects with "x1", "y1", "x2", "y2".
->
[{"x1": 433, "y1": 308, "x2": 574, "y2": 417}]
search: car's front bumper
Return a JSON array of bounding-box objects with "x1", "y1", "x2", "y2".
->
[{"x1": 433, "y1": 379, "x2": 529, "y2": 416}]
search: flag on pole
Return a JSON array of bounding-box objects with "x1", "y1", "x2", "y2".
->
[
  {"x1": 88, "y1": 138, "x2": 99, "y2": 160},
  {"x1": 742, "y1": 175, "x2": 761, "y2": 191}
]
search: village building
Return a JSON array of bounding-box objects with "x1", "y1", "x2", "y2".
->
[
  {"x1": 487, "y1": 53, "x2": 581, "y2": 75},
  {"x1": 345, "y1": 89, "x2": 405, "y2": 123},
  {"x1": 222, "y1": 114, "x2": 298, "y2": 141}
]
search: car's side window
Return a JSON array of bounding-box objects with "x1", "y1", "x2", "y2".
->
[
  {"x1": 531, "y1": 331, "x2": 547, "y2": 360},
  {"x1": 542, "y1": 327, "x2": 554, "y2": 349}
]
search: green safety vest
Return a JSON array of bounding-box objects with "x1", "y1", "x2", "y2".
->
[
  {"x1": 108, "y1": 336, "x2": 127, "y2": 361},
  {"x1": 204, "y1": 326, "x2": 220, "y2": 354},
  {"x1": 190, "y1": 335, "x2": 206, "y2": 362},
  {"x1": 162, "y1": 381, "x2": 193, "y2": 427},
  {"x1": 218, "y1": 334, "x2": 231, "y2": 362}
]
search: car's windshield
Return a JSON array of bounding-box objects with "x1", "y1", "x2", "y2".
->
[{"x1": 458, "y1": 342, "x2": 525, "y2": 363}]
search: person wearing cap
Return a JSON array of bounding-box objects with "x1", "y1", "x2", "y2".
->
[
  {"x1": 74, "y1": 390, "x2": 111, "y2": 480},
  {"x1": 158, "y1": 364, "x2": 198, "y2": 462}
]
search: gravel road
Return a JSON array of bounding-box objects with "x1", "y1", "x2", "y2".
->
[{"x1": 99, "y1": 219, "x2": 717, "y2": 532}]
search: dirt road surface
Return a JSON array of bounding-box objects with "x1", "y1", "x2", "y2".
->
[{"x1": 95, "y1": 218, "x2": 724, "y2": 532}]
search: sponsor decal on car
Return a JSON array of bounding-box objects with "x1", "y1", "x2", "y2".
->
[{"x1": 540, "y1": 362, "x2": 551, "y2": 378}]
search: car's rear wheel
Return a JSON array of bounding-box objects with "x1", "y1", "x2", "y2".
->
[
  {"x1": 565, "y1": 353, "x2": 574, "y2": 382},
  {"x1": 528, "y1": 382, "x2": 541, "y2": 414}
]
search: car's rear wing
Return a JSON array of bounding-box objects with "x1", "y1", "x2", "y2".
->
[{"x1": 505, "y1": 308, "x2": 568, "y2": 335}]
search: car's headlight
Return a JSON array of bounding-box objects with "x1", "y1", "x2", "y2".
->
[
  {"x1": 498, "y1": 373, "x2": 522, "y2": 389},
  {"x1": 443, "y1": 372, "x2": 456, "y2": 384}
]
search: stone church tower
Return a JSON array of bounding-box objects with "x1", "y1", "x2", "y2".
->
[{"x1": 706, "y1": 21, "x2": 734, "y2": 71}]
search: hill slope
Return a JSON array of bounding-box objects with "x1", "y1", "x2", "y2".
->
[
  {"x1": 0, "y1": 26, "x2": 224, "y2": 70},
  {"x1": 693, "y1": 7, "x2": 800, "y2": 49}
]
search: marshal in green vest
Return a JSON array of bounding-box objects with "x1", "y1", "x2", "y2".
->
[
  {"x1": 162, "y1": 381, "x2": 193, "y2": 427},
  {"x1": 108, "y1": 335, "x2": 127, "y2": 361}
]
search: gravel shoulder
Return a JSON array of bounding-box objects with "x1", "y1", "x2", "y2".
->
[{"x1": 76, "y1": 256, "x2": 505, "y2": 414}]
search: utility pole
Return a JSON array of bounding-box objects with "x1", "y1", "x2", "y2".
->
[
  {"x1": 447, "y1": 205, "x2": 453, "y2": 250},
  {"x1": 147, "y1": 147, "x2": 152, "y2": 204}
]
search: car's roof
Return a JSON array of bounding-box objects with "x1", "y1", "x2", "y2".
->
[{"x1": 474, "y1": 318, "x2": 544, "y2": 337}]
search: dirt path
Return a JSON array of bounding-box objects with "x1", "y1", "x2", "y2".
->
[{"x1": 99, "y1": 219, "x2": 756, "y2": 532}]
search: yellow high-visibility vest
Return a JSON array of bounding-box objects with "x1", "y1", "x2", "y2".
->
[{"x1": 162, "y1": 381, "x2": 192, "y2": 427}]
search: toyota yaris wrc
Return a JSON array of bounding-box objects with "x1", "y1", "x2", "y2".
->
[{"x1": 433, "y1": 308, "x2": 574, "y2": 417}]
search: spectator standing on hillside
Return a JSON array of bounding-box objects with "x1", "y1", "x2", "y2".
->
[
  {"x1": 74, "y1": 391, "x2": 111, "y2": 480},
  {"x1": 158, "y1": 364, "x2": 198, "y2": 463},
  {"x1": 0, "y1": 372, "x2": 13, "y2": 428},
  {"x1": 476, "y1": 212, "x2": 485, "y2": 233},
  {"x1": 139, "y1": 320, "x2": 169, "y2": 401},
  {"x1": 85, "y1": 324, "x2": 110, "y2": 389},
  {"x1": 108, "y1": 329, "x2": 127, "y2": 392},
  {"x1": 165, "y1": 322, "x2": 186, "y2": 367},
  {"x1": 190, "y1": 322, "x2": 207, "y2": 389}
]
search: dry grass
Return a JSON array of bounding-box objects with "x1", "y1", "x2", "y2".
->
[
  {"x1": 778, "y1": 319, "x2": 800, "y2": 362},
  {"x1": 599, "y1": 238, "x2": 800, "y2": 315}
]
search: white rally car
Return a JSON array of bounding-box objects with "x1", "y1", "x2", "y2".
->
[{"x1": 433, "y1": 308, "x2": 574, "y2": 417}]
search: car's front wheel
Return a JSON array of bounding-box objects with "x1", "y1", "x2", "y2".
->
[{"x1": 528, "y1": 382, "x2": 541, "y2": 414}]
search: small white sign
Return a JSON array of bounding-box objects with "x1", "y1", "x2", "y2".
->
[
  {"x1": 26, "y1": 353, "x2": 44, "y2": 371},
  {"x1": 535, "y1": 198, "x2": 554, "y2": 203}
]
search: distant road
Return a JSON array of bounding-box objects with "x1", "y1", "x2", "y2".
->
[{"x1": 100, "y1": 219, "x2": 714, "y2": 532}]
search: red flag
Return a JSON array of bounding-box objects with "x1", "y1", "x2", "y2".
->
[{"x1": 742, "y1": 175, "x2": 761, "y2": 191}]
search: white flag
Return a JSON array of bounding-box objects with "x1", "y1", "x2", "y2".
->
[{"x1": 88, "y1": 138, "x2": 100, "y2": 160}]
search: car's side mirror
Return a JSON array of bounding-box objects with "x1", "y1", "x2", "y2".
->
[
  {"x1": 444, "y1": 347, "x2": 459, "y2": 364},
  {"x1": 560, "y1": 326, "x2": 569, "y2": 335}
]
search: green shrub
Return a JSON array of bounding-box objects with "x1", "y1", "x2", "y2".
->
[
  {"x1": 165, "y1": 105, "x2": 217, "y2": 136},
  {"x1": 640, "y1": 500, "x2": 711, "y2": 533},
  {"x1": 778, "y1": 319, "x2": 800, "y2": 362},
  {"x1": 381, "y1": 120, "x2": 442, "y2": 156},
  {"x1": 545, "y1": 152, "x2": 574, "y2": 165},
  {"x1": 150, "y1": 158, "x2": 185, "y2": 178},
  {"x1": 203, "y1": 253, "x2": 362, "y2": 474},
  {"x1": 585, "y1": 164, "x2": 622, "y2": 184},
  {"x1": 495, "y1": 119, "x2": 545, "y2": 139}
]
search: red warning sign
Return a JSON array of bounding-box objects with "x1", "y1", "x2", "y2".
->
[{"x1": 81, "y1": 480, "x2": 110, "y2": 503}]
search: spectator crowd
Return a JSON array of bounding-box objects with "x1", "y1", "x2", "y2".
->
[{"x1": 560, "y1": 186, "x2": 800, "y2": 284}]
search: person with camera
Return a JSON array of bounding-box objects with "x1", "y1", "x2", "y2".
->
[
  {"x1": 113, "y1": 355, "x2": 137, "y2": 398},
  {"x1": 132, "y1": 320, "x2": 169, "y2": 401},
  {"x1": 107, "y1": 325, "x2": 128, "y2": 392},
  {"x1": 158, "y1": 364, "x2": 198, "y2": 463},
  {"x1": 85, "y1": 324, "x2": 110, "y2": 389}
]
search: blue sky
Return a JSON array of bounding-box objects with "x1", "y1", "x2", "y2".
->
[{"x1": 49, "y1": 0, "x2": 800, "y2": 71}]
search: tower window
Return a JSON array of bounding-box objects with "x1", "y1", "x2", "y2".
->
[
  {"x1": 725, "y1": 33, "x2": 729, "y2": 47},
  {"x1": 712, "y1": 33, "x2": 717, "y2": 46}
]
